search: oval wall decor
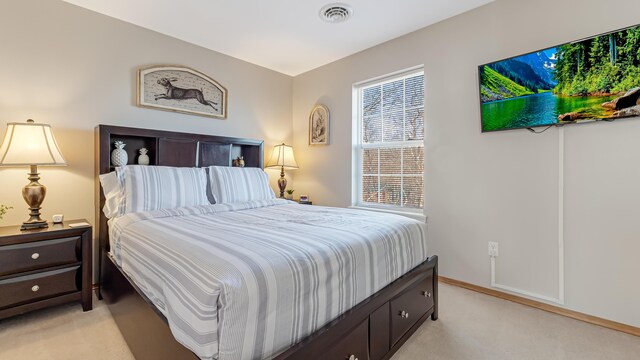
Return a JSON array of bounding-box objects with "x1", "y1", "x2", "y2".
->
[
  {"x1": 137, "y1": 65, "x2": 227, "y2": 119},
  {"x1": 309, "y1": 104, "x2": 330, "y2": 145}
]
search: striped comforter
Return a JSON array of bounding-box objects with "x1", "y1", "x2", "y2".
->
[{"x1": 110, "y1": 199, "x2": 428, "y2": 360}]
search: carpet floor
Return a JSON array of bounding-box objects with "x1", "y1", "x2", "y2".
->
[{"x1": 0, "y1": 283, "x2": 637, "y2": 359}]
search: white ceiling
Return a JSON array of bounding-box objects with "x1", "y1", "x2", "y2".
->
[{"x1": 63, "y1": 0, "x2": 493, "y2": 76}]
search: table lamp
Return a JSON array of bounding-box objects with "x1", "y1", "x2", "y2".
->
[
  {"x1": 0, "y1": 119, "x2": 67, "y2": 230},
  {"x1": 266, "y1": 143, "x2": 298, "y2": 198}
]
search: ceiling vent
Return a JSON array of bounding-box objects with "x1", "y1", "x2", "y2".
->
[{"x1": 319, "y1": 3, "x2": 353, "y2": 23}]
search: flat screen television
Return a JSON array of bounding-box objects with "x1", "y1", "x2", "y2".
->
[{"x1": 479, "y1": 24, "x2": 640, "y2": 132}]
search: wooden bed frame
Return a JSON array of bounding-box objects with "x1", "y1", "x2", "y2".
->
[{"x1": 95, "y1": 124, "x2": 438, "y2": 360}]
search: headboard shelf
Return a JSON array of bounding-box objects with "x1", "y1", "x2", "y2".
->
[
  {"x1": 96, "y1": 125, "x2": 263, "y2": 171},
  {"x1": 107, "y1": 134, "x2": 158, "y2": 168}
]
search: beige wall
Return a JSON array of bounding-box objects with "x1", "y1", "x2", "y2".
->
[
  {"x1": 0, "y1": 1, "x2": 292, "y2": 278},
  {"x1": 292, "y1": 0, "x2": 640, "y2": 327}
]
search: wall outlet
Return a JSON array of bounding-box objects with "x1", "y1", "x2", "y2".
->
[{"x1": 488, "y1": 241, "x2": 499, "y2": 257}]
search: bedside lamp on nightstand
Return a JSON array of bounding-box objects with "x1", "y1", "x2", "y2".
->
[
  {"x1": 0, "y1": 119, "x2": 67, "y2": 230},
  {"x1": 266, "y1": 143, "x2": 298, "y2": 198}
]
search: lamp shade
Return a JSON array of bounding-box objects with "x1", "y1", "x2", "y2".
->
[
  {"x1": 0, "y1": 120, "x2": 66, "y2": 166},
  {"x1": 266, "y1": 143, "x2": 298, "y2": 169}
]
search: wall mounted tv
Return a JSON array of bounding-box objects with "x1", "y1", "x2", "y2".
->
[{"x1": 479, "y1": 24, "x2": 640, "y2": 132}]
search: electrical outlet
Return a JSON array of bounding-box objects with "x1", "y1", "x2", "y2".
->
[{"x1": 488, "y1": 242, "x2": 499, "y2": 257}]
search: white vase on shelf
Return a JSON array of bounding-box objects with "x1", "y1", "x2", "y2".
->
[
  {"x1": 138, "y1": 148, "x2": 150, "y2": 165},
  {"x1": 111, "y1": 141, "x2": 128, "y2": 167}
]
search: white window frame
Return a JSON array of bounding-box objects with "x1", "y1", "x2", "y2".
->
[{"x1": 351, "y1": 66, "x2": 425, "y2": 216}]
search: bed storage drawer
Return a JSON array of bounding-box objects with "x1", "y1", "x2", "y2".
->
[
  {"x1": 324, "y1": 319, "x2": 369, "y2": 360},
  {"x1": 390, "y1": 273, "x2": 434, "y2": 346},
  {"x1": 0, "y1": 236, "x2": 79, "y2": 276},
  {"x1": 0, "y1": 266, "x2": 80, "y2": 309}
]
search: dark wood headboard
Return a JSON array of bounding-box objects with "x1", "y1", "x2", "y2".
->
[{"x1": 94, "y1": 124, "x2": 264, "y2": 261}]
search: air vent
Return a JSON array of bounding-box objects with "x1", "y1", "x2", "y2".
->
[{"x1": 319, "y1": 3, "x2": 353, "y2": 23}]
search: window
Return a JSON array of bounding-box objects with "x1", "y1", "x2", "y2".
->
[{"x1": 354, "y1": 68, "x2": 424, "y2": 210}]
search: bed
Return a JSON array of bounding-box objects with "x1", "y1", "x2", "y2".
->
[{"x1": 95, "y1": 125, "x2": 438, "y2": 360}]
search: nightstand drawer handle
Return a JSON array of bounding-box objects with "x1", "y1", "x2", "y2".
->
[
  {"x1": 422, "y1": 291, "x2": 431, "y2": 298},
  {"x1": 347, "y1": 355, "x2": 358, "y2": 360},
  {"x1": 31, "y1": 285, "x2": 40, "y2": 292},
  {"x1": 31, "y1": 252, "x2": 40, "y2": 260},
  {"x1": 399, "y1": 310, "x2": 409, "y2": 318}
]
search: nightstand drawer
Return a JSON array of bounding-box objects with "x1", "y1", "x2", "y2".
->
[
  {"x1": 0, "y1": 266, "x2": 80, "y2": 309},
  {"x1": 0, "y1": 236, "x2": 79, "y2": 276}
]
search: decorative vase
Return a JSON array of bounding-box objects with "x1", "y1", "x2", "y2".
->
[
  {"x1": 232, "y1": 156, "x2": 245, "y2": 167},
  {"x1": 111, "y1": 141, "x2": 128, "y2": 166},
  {"x1": 138, "y1": 148, "x2": 150, "y2": 165}
]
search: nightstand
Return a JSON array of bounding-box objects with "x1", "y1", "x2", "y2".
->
[
  {"x1": 297, "y1": 200, "x2": 313, "y2": 205},
  {"x1": 0, "y1": 219, "x2": 92, "y2": 320}
]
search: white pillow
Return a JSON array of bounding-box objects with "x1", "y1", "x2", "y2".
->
[
  {"x1": 98, "y1": 171, "x2": 124, "y2": 219},
  {"x1": 119, "y1": 165, "x2": 209, "y2": 214},
  {"x1": 208, "y1": 166, "x2": 275, "y2": 204}
]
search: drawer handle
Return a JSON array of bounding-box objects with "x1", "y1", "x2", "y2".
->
[
  {"x1": 31, "y1": 252, "x2": 40, "y2": 260},
  {"x1": 422, "y1": 291, "x2": 431, "y2": 298},
  {"x1": 31, "y1": 285, "x2": 40, "y2": 292},
  {"x1": 346, "y1": 355, "x2": 358, "y2": 360},
  {"x1": 399, "y1": 310, "x2": 410, "y2": 319}
]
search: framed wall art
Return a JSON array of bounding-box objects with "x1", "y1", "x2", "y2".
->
[
  {"x1": 137, "y1": 65, "x2": 227, "y2": 119},
  {"x1": 309, "y1": 104, "x2": 329, "y2": 145}
]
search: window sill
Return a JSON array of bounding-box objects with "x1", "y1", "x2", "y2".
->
[{"x1": 349, "y1": 205, "x2": 427, "y2": 223}]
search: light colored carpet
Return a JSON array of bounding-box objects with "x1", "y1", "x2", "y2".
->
[
  {"x1": 0, "y1": 284, "x2": 638, "y2": 359},
  {"x1": 390, "y1": 285, "x2": 639, "y2": 360}
]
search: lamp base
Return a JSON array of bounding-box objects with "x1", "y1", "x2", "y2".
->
[
  {"x1": 20, "y1": 165, "x2": 48, "y2": 231},
  {"x1": 278, "y1": 166, "x2": 287, "y2": 198},
  {"x1": 21, "y1": 220, "x2": 49, "y2": 231}
]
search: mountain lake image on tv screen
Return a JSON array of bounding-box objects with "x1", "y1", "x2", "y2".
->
[{"x1": 479, "y1": 24, "x2": 640, "y2": 132}]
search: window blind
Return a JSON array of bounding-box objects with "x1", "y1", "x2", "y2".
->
[{"x1": 357, "y1": 71, "x2": 424, "y2": 209}]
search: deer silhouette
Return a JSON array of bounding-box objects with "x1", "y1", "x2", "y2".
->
[{"x1": 155, "y1": 77, "x2": 219, "y2": 111}]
